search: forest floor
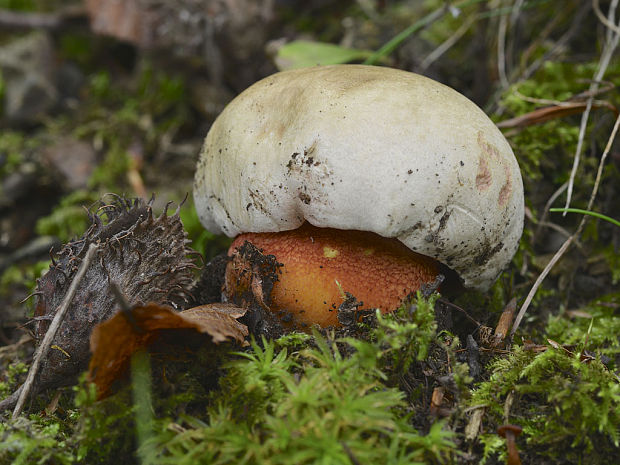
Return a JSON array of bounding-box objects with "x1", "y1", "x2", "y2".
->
[{"x1": 1, "y1": 1, "x2": 619, "y2": 464}]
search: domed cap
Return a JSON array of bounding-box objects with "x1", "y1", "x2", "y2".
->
[{"x1": 193, "y1": 65, "x2": 524, "y2": 290}]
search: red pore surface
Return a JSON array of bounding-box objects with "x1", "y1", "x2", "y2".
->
[{"x1": 228, "y1": 223, "x2": 439, "y2": 327}]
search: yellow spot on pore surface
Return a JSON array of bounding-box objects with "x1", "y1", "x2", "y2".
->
[
  {"x1": 323, "y1": 246, "x2": 339, "y2": 258},
  {"x1": 363, "y1": 248, "x2": 375, "y2": 256}
]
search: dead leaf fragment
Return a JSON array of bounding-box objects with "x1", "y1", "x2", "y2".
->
[
  {"x1": 492, "y1": 298, "x2": 517, "y2": 348},
  {"x1": 88, "y1": 302, "x2": 248, "y2": 398},
  {"x1": 497, "y1": 100, "x2": 617, "y2": 129},
  {"x1": 430, "y1": 386, "x2": 446, "y2": 417},
  {"x1": 465, "y1": 406, "x2": 485, "y2": 441}
]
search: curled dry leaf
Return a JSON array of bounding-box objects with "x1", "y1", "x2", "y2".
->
[
  {"x1": 491, "y1": 298, "x2": 517, "y2": 348},
  {"x1": 89, "y1": 302, "x2": 248, "y2": 398},
  {"x1": 429, "y1": 386, "x2": 446, "y2": 417}
]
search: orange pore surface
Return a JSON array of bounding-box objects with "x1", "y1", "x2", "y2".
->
[{"x1": 228, "y1": 223, "x2": 439, "y2": 327}]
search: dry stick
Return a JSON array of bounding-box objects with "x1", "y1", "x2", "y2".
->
[
  {"x1": 510, "y1": 113, "x2": 620, "y2": 341},
  {"x1": 594, "y1": 0, "x2": 620, "y2": 35},
  {"x1": 564, "y1": 0, "x2": 620, "y2": 213},
  {"x1": 532, "y1": 182, "x2": 567, "y2": 243},
  {"x1": 421, "y1": 14, "x2": 476, "y2": 71},
  {"x1": 497, "y1": 1, "x2": 509, "y2": 89},
  {"x1": 12, "y1": 243, "x2": 99, "y2": 419},
  {"x1": 0, "y1": 5, "x2": 86, "y2": 29},
  {"x1": 520, "y1": 2, "x2": 590, "y2": 82}
]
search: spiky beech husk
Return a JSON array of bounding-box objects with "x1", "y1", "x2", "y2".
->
[{"x1": 33, "y1": 195, "x2": 198, "y2": 391}]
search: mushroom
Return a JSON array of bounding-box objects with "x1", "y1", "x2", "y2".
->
[
  {"x1": 497, "y1": 424, "x2": 523, "y2": 465},
  {"x1": 193, "y1": 64, "x2": 524, "y2": 327}
]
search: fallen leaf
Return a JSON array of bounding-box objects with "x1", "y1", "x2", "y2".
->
[
  {"x1": 272, "y1": 40, "x2": 376, "y2": 71},
  {"x1": 465, "y1": 407, "x2": 485, "y2": 441},
  {"x1": 430, "y1": 386, "x2": 446, "y2": 417},
  {"x1": 565, "y1": 309, "x2": 594, "y2": 319},
  {"x1": 497, "y1": 101, "x2": 617, "y2": 129},
  {"x1": 492, "y1": 298, "x2": 517, "y2": 348},
  {"x1": 88, "y1": 302, "x2": 248, "y2": 398}
]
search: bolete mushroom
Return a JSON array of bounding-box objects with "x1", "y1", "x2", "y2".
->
[{"x1": 193, "y1": 64, "x2": 524, "y2": 327}]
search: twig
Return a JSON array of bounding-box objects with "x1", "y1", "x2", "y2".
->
[
  {"x1": 421, "y1": 14, "x2": 476, "y2": 70},
  {"x1": 564, "y1": 0, "x2": 620, "y2": 213},
  {"x1": 0, "y1": 6, "x2": 86, "y2": 30},
  {"x1": 363, "y1": 2, "x2": 450, "y2": 65},
  {"x1": 533, "y1": 182, "x2": 567, "y2": 244},
  {"x1": 12, "y1": 243, "x2": 99, "y2": 419},
  {"x1": 520, "y1": 2, "x2": 590, "y2": 82},
  {"x1": 594, "y1": 0, "x2": 620, "y2": 35},
  {"x1": 510, "y1": 113, "x2": 620, "y2": 341},
  {"x1": 497, "y1": 1, "x2": 509, "y2": 89}
]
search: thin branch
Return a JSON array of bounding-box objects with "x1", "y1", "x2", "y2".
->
[
  {"x1": 533, "y1": 182, "x2": 568, "y2": 244},
  {"x1": 497, "y1": 1, "x2": 510, "y2": 89},
  {"x1": 363, "y1": 2, "x2": 450, "y2": 65},
  {"x1": 510, "y1": 113, "x2": 620, "y2": 340},
  {"x1": 564, "y1": 0, "x2": 620, "y2": 212},
  {"x1": 520, "y1": 2, "x2": 590, "y2": 81},
  {"x1": 421, "y1": 14, "x2": 476, "y2": 70},
  {"x1": 12, "y1": 243, "x2": 99, "y2": 419},
  {"x1": 593, "y1": 0, "x2": 620, "y2": 35},
  {"x1": 0, "y1": 6, "x2": 86, "y2": 30}
]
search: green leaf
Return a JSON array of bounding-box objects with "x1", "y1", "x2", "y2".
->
[{"x1": 274, "y1": 40, "x2": 375, "y2": 70}]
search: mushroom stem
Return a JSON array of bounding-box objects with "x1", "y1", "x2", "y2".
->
[{"x1": 226, "y1": 223, "x2": 440, "y2": 327}]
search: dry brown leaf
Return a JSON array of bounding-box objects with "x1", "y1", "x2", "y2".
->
[
  {"x1": 430, "y1": 386, "x2": 446, "y2": 417},
  {"x1": 88, "y1": 302, "x2": 248, "y2": 398},
  {"x1": 497, "y1": 101, "x2": 617, "y2": 129},
  {"x1": 522, "y1": 339, "x2": 548, "y2": 353},
  {"x1": 565, "y1": 309, "x2": 594, "y2": 319},
  {"x1": 492, "y1": 298, "x2": 517, "y2": 348}
]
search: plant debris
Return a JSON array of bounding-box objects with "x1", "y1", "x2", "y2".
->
[
  {"x1": 31, "y1": 195, "x2": 197, "y2": 395},
  {"x1": 88, "y1": 302, "x2": 248, "y2": 398}
]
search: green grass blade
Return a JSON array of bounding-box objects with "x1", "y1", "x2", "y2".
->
[{"x1": 549, "y1": 208, "x2": 620, "y2": 228}]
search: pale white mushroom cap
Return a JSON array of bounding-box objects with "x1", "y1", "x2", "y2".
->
[{"x1": 193, "y1": 65, "x2": 524, "y2": 290}]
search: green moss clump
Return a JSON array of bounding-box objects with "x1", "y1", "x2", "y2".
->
[
  {"x1": 145, "y1": 338, "x2": 455, "y2": 464},
  {"x1": 35, "y1": 190, "x2": 99, "y2": 242},
  {"x1": 0, "y1": 362, "x2": 27, "y2": 399},
  {"x1": 546, "y1": 295, "x2": 620, "y2": 362},
  {"x1": 470, "y1": 344, "x2": 620, "y2": 464},
  {"x1": 139, "y1": 293, "x2": 456, "y2": 465},
  {"x1": 0, "y1": 131, "x2": 37, "y2": 178},
  {"x1": 0, "y1": 260, "x2": 49, "y2": 300}
]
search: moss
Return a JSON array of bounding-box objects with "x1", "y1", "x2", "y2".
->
[
  {"x1": 545, "y1": 294, "x2": 620, "y2": 361},
  {"x1": 35, "y1": 190, "x2": 99, "y2": 242},
  {"x1": 69, "y1": 63, "x2": 191, "y2": 192},
  {"x1": 0, "y1": 362, "x2": 27, "y2": 399},
  {"x1": 0, "y1": 260, "x2": 49, "y2": 299},
  {"x1": 470, "y1": 339, "x2": 620, "y2": 463},
  {"x1": 0, "y1": 131, "x2": 38, "y2": 178},
  {"x1": 370, "y1": 291, "x2": 438, "y2": 372},
  {"x1": 146, "y1": 339, "x2": 457, "y2": 464}
]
